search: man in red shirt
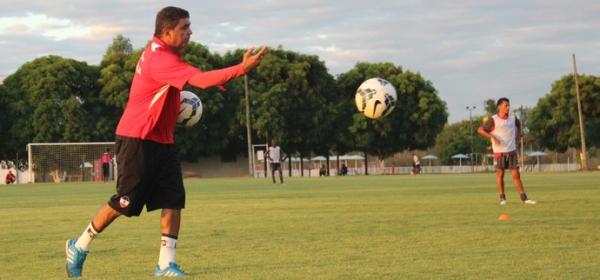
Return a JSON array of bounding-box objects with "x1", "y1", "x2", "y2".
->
[
  {"x1": 101, "y1": 148, "x2": 111, "y2": 182},
  {"x1": 66, "y1": 6, "x2": 267, "y2": 278},
  {"x1": 5, "y1": 170, "x2": 16, "y2": 184}
]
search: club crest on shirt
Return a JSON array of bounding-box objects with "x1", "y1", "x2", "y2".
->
[{"x1": 119, "y1": 196, "x2": 130, "y2": 208}]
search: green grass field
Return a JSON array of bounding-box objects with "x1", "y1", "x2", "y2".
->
[{"x1": 1, "y1": 172, "x2": 599, "y2": 279}]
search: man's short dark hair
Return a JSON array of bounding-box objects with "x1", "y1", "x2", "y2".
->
[
  {"x1": 155, "y1": 6, "x2": 189, "y2": 37},
  {"x1": 497, "y1": 97, "x2": 510, "y2": 107}
]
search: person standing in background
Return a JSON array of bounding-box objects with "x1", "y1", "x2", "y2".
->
[
  {"x1": 266, "y1": 140, "x2": 284, "y2": 184},
  {"x1": 102, "y1": 148, "x2": 112, "y2": 182}
]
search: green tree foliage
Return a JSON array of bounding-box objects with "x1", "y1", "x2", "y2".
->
[
  {"x1": 337, "y1": 62, "x2": 448, "y2": 159},
  {"x1": 529, "y1": 74, "x2": 600, "y2": 152},
  {"x1": 2, "y1": 56, "x2": 103, "y2": 148},
  {"x1": 174, "y1": 42, "x2": 242, "y2": 160},
  {"x1": 97, "y1": 35, "x2": 137, "y2": 137},
  {"x1": 213, "y1": 49, "x2": 248, "y2": 160},
  {"x1": 244, "y1": 47, "x2": 338, "y2": 159},
  {"x1": 0, "y1": 84, "x2": 13, "y2": 158},
  {"x1": 2, "y1": 55, "x2": 108, "y2": 176},
  {"x1": 98, "y1": 35, "x2": 134, "y2": 108},
  {"x1": 433, "y1": 118, "x2": 490, "y2": 164},
  {"x1": 484, "y1": 99, "x2": 496, "y2": 115},
  {"x1": 0, "y1": 40, "x2": 455, "y2": 166}
]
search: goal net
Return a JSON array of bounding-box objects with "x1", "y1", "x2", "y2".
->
[
  {"x1": 252, "y1": 144, "x2": 268, "y2": 178},
  {"x1": 27, "y1": 142, "x2": 116, "y2": 183}
]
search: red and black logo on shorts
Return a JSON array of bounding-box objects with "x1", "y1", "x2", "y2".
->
[{"x1": 119, "y1": 196, "x2": 130, "y2": 208}]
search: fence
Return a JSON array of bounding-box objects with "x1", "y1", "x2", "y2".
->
[{"x1": 254, "y1": 163, "x2": 582, "y2": 178}]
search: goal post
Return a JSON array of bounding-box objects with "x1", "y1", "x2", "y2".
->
[
  {"x1": 27, "y1": 142, "x2": 116, "y2": 183},
  {"x1": 251, "y1": 144, "x2": 268, "y2": 178}
]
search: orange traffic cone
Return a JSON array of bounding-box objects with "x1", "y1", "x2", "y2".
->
[{"x1": 498, "y1": 213, "x2": 511, "y2": 221}]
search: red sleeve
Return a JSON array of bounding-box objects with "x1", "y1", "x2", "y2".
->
[
  {"x1": 150, "y1": 52, "x2": 199, "y2": 90},
  {"x1": 188, "y1": 64, "x2": 246, "y2": 89}
]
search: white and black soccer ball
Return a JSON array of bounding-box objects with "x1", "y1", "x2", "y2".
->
[
  {"x1": 177, "y1": 91, "x2": 203, "y2": 127},
  {"x1": 354, "y1": 78, "x2": 397, "y2": 119}
]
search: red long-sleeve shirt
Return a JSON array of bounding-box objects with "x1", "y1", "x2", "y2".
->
[{"x1": 115, "y1": 36, "x2": 245, "y2": 144}]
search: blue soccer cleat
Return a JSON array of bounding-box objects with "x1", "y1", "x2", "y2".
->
[
  {"x1": 65, "y1": 238, "x2": 88, "y2": 278},
  {"x1": 154, "y1": 262, "x2": 187, "y2": 277}
]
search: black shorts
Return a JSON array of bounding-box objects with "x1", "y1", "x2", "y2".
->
[
  {"x1": 102, "y1": 163, "x2": 110, "y2": 177},
  {"x1": 108, "y1": 136, "x2": 185, "y2": 217},
  {"x1": 270, "y1": 162, "x2": 281, "y2": 171},
  {"x1": 494, "y1": 151, "x2": 519, "y2": 170}
]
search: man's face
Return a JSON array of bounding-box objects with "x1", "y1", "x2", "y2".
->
[
  {"x1": 163, "y1": 18, "x2": 192, "y2": 51},
  {"x1": 498, "y1": 101, "x2": 510, "y2": 115}
]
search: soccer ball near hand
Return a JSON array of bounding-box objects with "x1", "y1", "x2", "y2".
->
[{"x1": 177, "y1": 91, "x2": 203, "y2": 127}]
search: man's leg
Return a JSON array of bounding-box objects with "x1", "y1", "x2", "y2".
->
[
  {"x1": 278, "y1": 168, "x2": 284, "y2": 184},
  {"x1": 510, "y1": 168, "x2": 535, "y2": 203},
  {"x1": 271, "y1": 167, "x2": 276, "y2": 184},
  {"x1": 75, "y1": 204, "x2": 121, "y2": 250},
  {"x1": 496, "y1": 168, "x2": 506, "y2": 204},
  {"x1": 154, "y1": 208, "x2": 186, "y2": 276},
  {"x1": 67, "y1": 204, "x2": 121, "y2": 277},
  {"x1": 161, "y1": 209, "x2": 181, "y2": 234},
  {"x1": 509, "y1": 168, "x2": 525, "y2": 193},
  {"x1": 158, "y1": 209, "x2": 181, "y2": 270}
]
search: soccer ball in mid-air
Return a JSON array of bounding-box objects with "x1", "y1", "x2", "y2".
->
[
  {"x1": 177, "y1": 91, "x2": 203, "y2": 127},
  {"x1": 354, "y1": 78, "x2": 397, "y2": 119}
]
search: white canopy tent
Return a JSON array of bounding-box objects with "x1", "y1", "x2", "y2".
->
[
  {"x1": 451, "y1": 154, "x2": 469, "y2": 166},
  {"x1": 421, "y1": 154, "x2": 438, "y2": 167},
  {"x1": 527, "y1": 151, "x2": 548, "y2": 171}
]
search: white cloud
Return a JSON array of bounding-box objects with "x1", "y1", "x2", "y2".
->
[
  {"x1": 231, "y1": 25, "x2": 247, "y2": 32},
  {"x1": 217, "y1": 21, "x2": 247, "y2": 32},
  {"x1": 0, "y1": 12, "x2": 120, "y2": 41},
  {"x1": 206, "y1": 42, "x2": 239, "y2": 53},
  {"x1": 310, "y1": 44, "x2": 338, "y2": 53},
  {"x1": 1, "y1": 0, "x2": 600, "y2": 121}
]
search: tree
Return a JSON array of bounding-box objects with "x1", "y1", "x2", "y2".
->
[
  {"x1": 98, "y1": 35, "x2": 134, "y2": 108},
  {"x1": 337, "y1": 62, "x2": 448, "y2": 160},
  {"x1": 173, "y1": 42, "x2": 242, "y2": 160},
  {"x1": 241, "y1": 47, "x2": 338, "y2": 162},
  {"x1": 97, "y1": 35, "x2": 138, "y2": 139},
  {"x1": 0, "y1": 84, "x2": 13, "y2": 158},
  {"x1": 529, "y1": 74, "x2": 600, "y2": 152},
  {"x1": 2, "y1": 56, "x2": 103, "y2": 149},
  {"x1": 484, "y1": 99, "x2": 496, "y2": 115},
  {"x1": 433, "y1": 118, "x2": 490, "y2": 164}
]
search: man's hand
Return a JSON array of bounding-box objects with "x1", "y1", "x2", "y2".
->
[
  {"x1": 491, "y1": 135, "x2": 501, "y2": 146},
  {"x1": 242, "y1": 47, "x2": 268, "y2": 73}
]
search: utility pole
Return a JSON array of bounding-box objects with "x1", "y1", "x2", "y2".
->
[
  {"x1": 244, "y1": 76, "x2": 253, "y2": 176},
  {"x1": 466, "y1": 106, "x2": 476, "y2": 172},
  {"x1": 572, "y1": 54, "x2": 588, "y2": 170}
]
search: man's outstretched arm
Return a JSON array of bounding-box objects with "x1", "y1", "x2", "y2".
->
[{"x1": 187, "y1": 47, "x2": 268, "y2": 89}]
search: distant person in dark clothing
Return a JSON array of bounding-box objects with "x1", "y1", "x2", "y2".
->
[
  {"x1": 412, "y1": 154, "x2": 421, "y2": 175},
  {"x1": 340, "y1": 164, "x2": 348, "y2": 176},
  {"x1": 319, "y1": 165, "x2": 327, "y2": 176},
  {"x1": 102, "y1": 148, "x2": 112, "y2": 182}
]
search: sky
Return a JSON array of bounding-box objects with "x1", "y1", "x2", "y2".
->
[{"x1": 1, "y1": 0, "x2": 599, "y2": 122}]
